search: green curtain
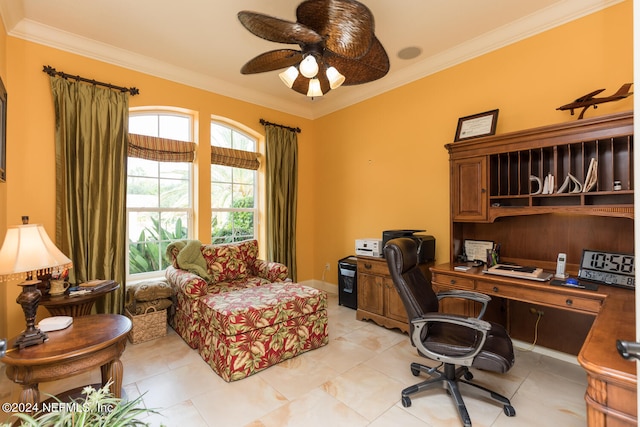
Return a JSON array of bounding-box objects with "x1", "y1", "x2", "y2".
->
[
  {"x1": 265, "y1": 125, "x2": 298, "y2": 281},
  {"x1": 49, "y1": 77, "x2": 128, "y2": 314}
]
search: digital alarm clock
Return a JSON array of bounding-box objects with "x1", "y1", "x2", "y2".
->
[{"x1": 577, "y1": 249, "x2": 635, "y2": 289}]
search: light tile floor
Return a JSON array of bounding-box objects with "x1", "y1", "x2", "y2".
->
[{"x1": 1, "y1": 292, "x2": 588, "y2": 426}]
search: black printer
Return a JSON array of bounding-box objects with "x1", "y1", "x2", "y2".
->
[{"x1": 382, "y1": 229, "x2": 436, "y2": 264}]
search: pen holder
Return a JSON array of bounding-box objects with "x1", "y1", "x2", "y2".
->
[{"x1": 486, "y1": 249, "x2": 499, "y2": 267}]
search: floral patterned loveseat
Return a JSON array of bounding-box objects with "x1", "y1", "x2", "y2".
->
[{"x1": 165, "y1": 239, "x2": 328, "y2": 381}]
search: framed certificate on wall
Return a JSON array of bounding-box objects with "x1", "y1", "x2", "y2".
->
[{"x1": 455, "y1": 109, "x2": 499, "y2": 142}]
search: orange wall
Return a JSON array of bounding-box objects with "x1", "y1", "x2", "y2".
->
[
  {"x1": 0, "y1": 1, "x2": 632, "y2": 337},
  {"x1": 312, "y1": 1, "x2": 633, "y2": 284}
]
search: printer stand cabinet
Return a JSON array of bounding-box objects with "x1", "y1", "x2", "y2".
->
[{"x1": 356, "y1": 256, "x2": 432, "y2": 333}]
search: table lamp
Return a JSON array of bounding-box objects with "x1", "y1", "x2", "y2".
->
[{"x1": 0, "y1": 216, "x2": 72, "y2": 348}]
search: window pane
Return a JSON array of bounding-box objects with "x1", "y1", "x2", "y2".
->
[
  {"x1": 129, "y1": 115, "x2": 158, "y2": 136},
  {"x1": 232, "y1": 211, "x2": 254, "y2": 240},
  {"x1": 159, "y1": 212, "x2": 189, "y2": 241},
  {"x1": 210, "y1": 211, "x2": 255, "y2": 244},
  {"x1": 233, "y1": 168, "x2": 254, "y2": 185},
  {"x1": 159, "y1": 178, "x2": 189, "y2": 208},
  {"x1": 129, "y1": 242, "x2": 161, "y2": 274},
  {"x1": 159, "y1": 162, "x2": 189, "y2": 179},
  {"x1": 211, "y1": 183, "x2": 232, "y2": 208},
  {"x1": 127, "y1": 177, "x2": 159, "y2": 208},
  {"x1": 234, "y1": 132, "x2": 255, "y2": 151},
  {"x1": 128, "y1": 211, "x2": 158, "y2": 240},
  {"x1": 160, "y1": 115, "x2": 191, "y2": 141},
  {"x1": 233, "y1": 184, "x2": 254, "y2": 207},
  {"x1": 211, "y1": 165, "x2": 232, "y2": 183},
  {"x1": 128, "y1": 157, "x2": 159, "y2": 178},
  {"x1": 211, "y1": 123, "x2": 232, "y2": 148},
  {"x1": 211, "y1": 211, "x2": 231, "y2": 244},
  {"x1": 127, "y1": 211, "x2": 189, "y2": 274}
]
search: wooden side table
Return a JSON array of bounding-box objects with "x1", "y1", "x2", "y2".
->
[
  {"x1": 1, "y1": 314, "x2": 131, "y2": 405},
  {"x1": 40, "y1": 281, "x2": 119, "y2": 317}
]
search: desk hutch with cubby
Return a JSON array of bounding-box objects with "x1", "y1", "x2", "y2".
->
[{"x1": 430, "y1": 111, "x2": 635, "y2": 426}]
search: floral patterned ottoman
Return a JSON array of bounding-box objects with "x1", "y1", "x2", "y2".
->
[{"x1": 197, "y1": 282, "x2": 329, "y2": 381}]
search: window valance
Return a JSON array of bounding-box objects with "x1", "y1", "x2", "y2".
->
[
  {"x1": 211, "y1": 146, "x2": 260, "y2": 170},
  {"x1": 128, "y1": 133, "x2": 196, "y2": 162}
]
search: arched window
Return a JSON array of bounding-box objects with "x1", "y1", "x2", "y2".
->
[
  {"x1": 127, "y1": 110, "x2": 195, "y2": 279},
  {"x1": 210, "y1": 120, "x2": 260, "y2": 244}
]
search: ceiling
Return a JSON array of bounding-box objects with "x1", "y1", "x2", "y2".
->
[{"x1": 0, "y1": 0, "x2": 623, "y2": 119}]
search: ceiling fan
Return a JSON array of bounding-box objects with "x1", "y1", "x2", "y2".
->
[{"x1": 238, "y1": 0, "x2": 390, "y2": 97}]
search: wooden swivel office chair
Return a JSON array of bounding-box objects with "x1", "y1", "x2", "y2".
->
[{"x1": 384, "y1": 238, "x2": 516, "y2": 427}]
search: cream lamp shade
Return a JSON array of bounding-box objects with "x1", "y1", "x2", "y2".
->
[
  {"x1": 0, "y1": 219, "x2": 73, "y2": 348},
  {"x1": 0, "y1": 223, "x2": 72, "y2": 280}
]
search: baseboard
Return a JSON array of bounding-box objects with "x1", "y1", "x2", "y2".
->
[
  {"x1": 512, "y1": 338, "x2": 579, "y2": 365},
  {"x1": 300, "y1": 279, "x2": 337, "y2": 294}
]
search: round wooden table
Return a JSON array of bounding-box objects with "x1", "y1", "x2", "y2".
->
[
  {"x1": 39, "y1": 281, "x2": 119, "y2": 317},
  {"x1": 1, "y1": 314, "x2": 131, "y2": 405}
]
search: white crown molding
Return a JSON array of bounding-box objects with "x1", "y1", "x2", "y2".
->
[
  {"x1": 9, "y1": 18, "x2": 316, "y2": 118},
  {"x1": 3, "y1": 0, "x2": 623, "y2": 120}
]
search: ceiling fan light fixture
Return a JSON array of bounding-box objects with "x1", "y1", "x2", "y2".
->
[
  {"x1": 238, "y1": 0, "x2": 391, "y2": 98},
  {"x1": 326, "y1": 66, "x2": 345, "y2": 89},
  {"x1": 279, "y1": 66, "x2": 299, "y2": 88},
  {"x1": 299, "y1": 55, "x2": 319, "y2": 78},
  {"x1": 307, "y1": 78, "x2": 323, "y2": 97}
]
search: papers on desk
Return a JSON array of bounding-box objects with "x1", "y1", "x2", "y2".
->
[{"x1": 484, "y1": 264, "x2": 553, "y2": 282}]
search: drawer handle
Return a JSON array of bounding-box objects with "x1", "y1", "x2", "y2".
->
[
  {"x1": 364, "y1": 263, "x2": 372, "y2": 270},
  {"x1": 493, "y1": 286, "x2": 499, "y2": 292},
  {"x1": 566, "y1": 299, "x2": 573, "y2": 306},
  {"x1": 450, "y1": 279, "x2": 456, "y2": 285}
]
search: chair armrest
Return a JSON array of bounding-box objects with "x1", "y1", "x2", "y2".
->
[
  {"x1": 411, "y1": 313, "x2": 490, "y2": 366},
  {"x1": 437, "y1": 289, "x2": 491, "y2": 319},
  {"x1": 253, "y1": 259, "x2": 289, "y2": 282},
  {"x1": 165, "y1": 265, "x2": 208, "y2": 298}
]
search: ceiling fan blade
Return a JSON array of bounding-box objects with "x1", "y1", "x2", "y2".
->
[
  {"x1": 296, "y1": 0, "x2": 374, "y2": 59},
  {"x1": 240, "y1": 50, "x2": 303, "y2": 74},
  {"x1": 325, "y1": 37, "x2": 389, "y2": 85},
  {"x1": 238, "y1": 11, "x2": 322, "y2": 45},
  {"x1": 291, "y1": 61, "x2": 332, "y2": 96}
]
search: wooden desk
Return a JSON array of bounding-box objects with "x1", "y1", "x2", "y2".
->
[
  {"x1": 40, "y1": 281, "x2": 119, "y2": 317},
  {"x1": 431, "y1": 263, "x2": 636, "y2": 426},
  {"x1": 1, "y1": 314, "x2": 131, "y2": 405}
]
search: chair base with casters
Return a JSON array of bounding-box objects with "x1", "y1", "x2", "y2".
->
[{"x1": 401, "y1": 361, "x2": 515, "y2": 427}]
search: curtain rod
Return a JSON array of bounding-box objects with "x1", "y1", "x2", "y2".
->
[
  {"x1": 42, "y1": 65, "x2": 140, "y2": 96},
  {"x1": 259, "y1": 119, "x2": 301, "y2": 133}
]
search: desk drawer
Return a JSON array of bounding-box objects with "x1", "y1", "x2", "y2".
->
[
  {"x1": 357, "y1": 258, "x2": 388, "y2": 276},
  {"x1": 476, "y1": 280, "x2": 602, "y2": 313},
  {"x1": 432, "y1": 273, "x2": 475, "y2": 290}
]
